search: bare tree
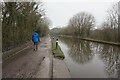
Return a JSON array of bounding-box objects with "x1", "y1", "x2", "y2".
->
[
  {"x1": 2, "y1": 1, "x2": 48, "y2": 51},
  {"x1": 106, "y1": 3, "x2": 118, "y2": 42},
  {"x1": 118, "y1": 1, "x2": 120, "y2": 42},
  {"x1": 68, "y1": 12, "x2": 95, "y2": 37},
  {"x1": 92, "y1": 2, "x2": 119, "y2": 42}
]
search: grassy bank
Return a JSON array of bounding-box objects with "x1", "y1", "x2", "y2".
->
[
  {"x1": 60, "y1": 35, "x2": 120, "y2": 46},
  {"x1": 51, "y1": 38, "x2": 65, "y2": 59}
]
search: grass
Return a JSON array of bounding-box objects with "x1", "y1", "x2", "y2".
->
[{"x1": 51, "y1": 38, "x2": 65, "y2": 59}]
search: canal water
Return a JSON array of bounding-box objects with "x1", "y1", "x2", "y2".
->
[{"x1": 58, "y1": 37, "x2": 120, "y2": 78}]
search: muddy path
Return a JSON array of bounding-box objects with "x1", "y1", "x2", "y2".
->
[{"x1": 2, "y1": 37, "x2": 52, "y2": 78}]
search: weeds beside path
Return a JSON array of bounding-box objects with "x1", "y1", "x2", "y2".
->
[{"x1": 51, "y1": 38, "x2": 65, "y2": 59}]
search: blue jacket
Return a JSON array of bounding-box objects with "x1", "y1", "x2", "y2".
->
[{"x1": 32, "y1": 32, "x2": 40, "y2": 42}]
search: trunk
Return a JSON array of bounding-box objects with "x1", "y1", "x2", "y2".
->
[{"x1": 118, "y1": 2, "x2": 120, "y2": 42}]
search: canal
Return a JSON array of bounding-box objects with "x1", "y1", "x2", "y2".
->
[{"x1": 58, "y1": 37, "x2": 120, "y2": 78}]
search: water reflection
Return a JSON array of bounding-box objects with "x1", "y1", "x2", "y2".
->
[
  {"x1": 59, "y1": 37, "x2": 120, "y2": 78},
  {"x1": 98, "y1": 45, "x2": 119, "y2": 78},
  {"x1": 59, "y1": 37, "x2": 93, "y2": 64}
]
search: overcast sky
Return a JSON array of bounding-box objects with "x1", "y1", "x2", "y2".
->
[{"x1": 42, "y1": 0, "x2": 119, "y2": 29}]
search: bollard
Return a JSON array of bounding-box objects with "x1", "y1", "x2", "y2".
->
[
  {"x1": 52, "y1": 37, "x2": 54, "y2": 47},
  {"x1": 56, "y1": 39, "x2": 58, "y2": 49}
]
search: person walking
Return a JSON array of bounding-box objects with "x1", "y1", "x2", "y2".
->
[{"x1": 32, "y1": 31, "x2": 40, "y2": 51}]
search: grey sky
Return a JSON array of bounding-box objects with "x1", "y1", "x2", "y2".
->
[{"x1": 44, "y1": 0, "x2": 119, "y2": 28}]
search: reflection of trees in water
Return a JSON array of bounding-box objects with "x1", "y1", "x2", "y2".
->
[
  {"x1": 118, "y1": 53, "x2": 120, "y2": 79},
  {"x1": 96, "y1": 44, "x2": 120, "y2": 78},
  {"x1": 59, "y1": 37, "x2": 74, "y2": 49},
  {"x1": 69, "y1": 40, "x2": 94, "y2": 64},
  {"x1": 59, "y1": 37, "x2": 120, "y2": 78},
  {"x1": 59, "y1": 37, "x2": 94, "y2": 64}
]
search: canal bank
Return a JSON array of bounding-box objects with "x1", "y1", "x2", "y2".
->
[
  {"x1": 51, "y1": 37, "x2": 71, "y2": 78},
  {"x1": 59, "y1": 35, "x2": 120, "y2": 46}
]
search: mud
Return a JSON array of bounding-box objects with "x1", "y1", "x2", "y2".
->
[{"x1": 2, "y1": 37, "x2": 52, "y2": 78}]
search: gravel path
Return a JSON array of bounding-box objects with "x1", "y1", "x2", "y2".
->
[{"x1": 2, "y1": 36, "x2": 52, "y2": 78}]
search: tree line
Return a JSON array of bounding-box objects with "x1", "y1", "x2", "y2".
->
[
  {"x1": 50, "y1": 2, "x2": 119, "y2": 43},
  {"x1": 2, "y1": 2, "x2": 50, "y2": 52}
]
